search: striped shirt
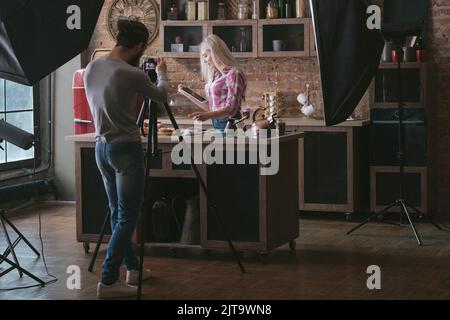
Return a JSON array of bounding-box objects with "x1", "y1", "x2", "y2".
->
[{"x1": 205, "y1": 67, "x2": 246, "y2": 117}]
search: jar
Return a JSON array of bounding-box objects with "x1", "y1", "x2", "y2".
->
[
  {"x1": 217, "y1": 2, "x2": 226, "y2": 20},
  {"x1": 197, "y1": 1, "x2": 207, "y2": 20},
  {"x1": 238, "y1": 1, "x2": 249, "y2": 20},
  {"x1": 251, "y1": 0, "x2": 258, "y2": 19},
  {"x1": 266, "y1": 0, "x2": 278, "y2": 19},
  {"x1": 295, "y1": 0, "x2": 306, "y2": 18},
  {"x1": 186, "y1": 0, "x2": 196, "y2": 21},
  {"x1": 168, "y1": 4, "x2": 178, "y2": 20}
]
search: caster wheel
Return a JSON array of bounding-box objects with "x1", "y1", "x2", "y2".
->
[
  {"x1": 345, "y1": 212, "x2": 353, "y2": 222},
  {"x1": 289, "y1": 240, "x2": 296, "y2": 251},
  {"x1": 83, "y1": 242, "x2": 90, "y2": 254},
  {"x1": 170, "y1": 248, "x2": 177, "y2": 258}
]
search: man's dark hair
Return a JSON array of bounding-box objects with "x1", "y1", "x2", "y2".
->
[{"x1": 116, "y1": 20, "x2": 149, "y2": 48}]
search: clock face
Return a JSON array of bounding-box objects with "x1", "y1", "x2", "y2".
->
[{"x1": 107, "y1": 0, "x2": 159, "y2": 45}]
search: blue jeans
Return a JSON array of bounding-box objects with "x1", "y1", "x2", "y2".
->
[
  {"x1": 95, "y1": 141, "x2": 145, "y2": 285},
  {"x1": 212, "y1": 112, "x2": 242, "y2": 132}
]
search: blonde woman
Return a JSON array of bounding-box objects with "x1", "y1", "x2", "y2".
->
[{"x1": 179, "y1": 35, "x2": 247, "y2": 131}]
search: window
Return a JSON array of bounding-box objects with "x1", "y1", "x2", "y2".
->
[{"x1": 0, "y1": 79, "x2": 40, "y2": 171}]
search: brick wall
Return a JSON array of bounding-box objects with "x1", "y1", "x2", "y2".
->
[
  {"x1": 87, "y1": 0, "x2": 449, "y2": 218},
  {"x1": 429, "y1": 0, "x2": 450, "y2": 218}
]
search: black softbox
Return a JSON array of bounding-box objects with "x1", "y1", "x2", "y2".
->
[
  {"x1": 0, "y1": 0, "x2": 104, "y2": 86},
  {"x1": 310, "y1": 0, "x2": 384, "y2": 126}
]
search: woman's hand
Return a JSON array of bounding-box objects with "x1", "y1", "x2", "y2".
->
[
  {"x1": 156, "y1": 57, "x2": 167, "y2": 74},
  {"x1": 189, "y1": 111, "x2": 211, "y2": 122}
]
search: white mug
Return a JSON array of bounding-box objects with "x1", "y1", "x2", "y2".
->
[
  {"x1": 301, "y1": 104, "x2": 315, "y2": 117},
  {"x1": 272, "y1": 40, "x2": 284, "y2": 52},
  {"x1": 297, "y1": 93, "x2": 307, "y2": 105}
]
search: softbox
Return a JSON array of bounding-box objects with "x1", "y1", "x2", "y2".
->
[
  {"x1": 0, "y1": 0, "x2": 104, "y2": 86},
  {"x1": 310, "y1": 0, "x2": 385, "y2": 126}
]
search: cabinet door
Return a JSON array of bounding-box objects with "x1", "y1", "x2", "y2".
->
[
  {"x1": 79, "y1": 148, "x2": 110, "y2": 241},
  {"x1": 300, "y1": 131, "x2": 349, "y2": 211},
  {"x1": 201, "y1": 151, "x2": 262, "y2": 251}
]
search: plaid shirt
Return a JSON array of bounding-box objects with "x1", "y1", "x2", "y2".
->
[{"x1": 205, "y1": 67, "x2": 246, "y2": 117}]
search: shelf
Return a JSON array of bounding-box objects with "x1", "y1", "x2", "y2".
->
[
  {"x1": 379, "y1": 61, "x2": 424, "y2": 69},
  {"x1": 160, "y1": 22, "x2": 207, "y2": 58},
  {"x1": 207, "y1": 20, "x2": 258, "y2": 58},
  {"x1": 371, "y1": 66, "x2": 424, "y2": 108},
  {"x1": 258, "y1": 18, "x2": 310, "y2": 57},
  {"x1": 160, "y1": 1, "x2": 314, "y2": 58}
]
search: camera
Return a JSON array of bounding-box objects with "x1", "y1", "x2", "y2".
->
[{"x1": 142, "y1": 57, "x2": 158, "y2": 84}]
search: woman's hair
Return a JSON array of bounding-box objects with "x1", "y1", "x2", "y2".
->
[
  {"x1": 200, "y1": 35, "x2": 237, "y2": 82},
  {"x1": 116, "y1": 20, "x2": 149, "y2": 49}
]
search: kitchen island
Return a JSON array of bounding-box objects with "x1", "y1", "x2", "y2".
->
[{"x1": 66, "y1": 131, "x2": 304, "y2": 254}]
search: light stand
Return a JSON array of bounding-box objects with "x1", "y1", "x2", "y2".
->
[
  {"x1": 0, "y1": 123, "x2": 45, "y2": 286},
  {"x1": 347, "y1": 23, "x2": 441, "y2": 245}
]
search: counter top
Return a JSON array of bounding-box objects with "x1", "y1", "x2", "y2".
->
[
  {"x1": 65, "y1": 131, "x2": 304, "y2": 145},
  {"x1": 158, "y1": 117, "x2": 371, "y2": 128}
]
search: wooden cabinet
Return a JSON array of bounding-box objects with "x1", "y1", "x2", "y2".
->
[
  {"x1": 258, "y1": 18, "x2": 310, "y2": 58},
  {"x1": 285, "y1": 119, "x2": 370, "y2": 216},
  {"x1": 159, "y1": 0, "x2": 313, "y2": 58},
  {"x1": 67, "y1": 132, "x2": 303, "y2": 253},
  {"x1": 368, "y1": 62, "x2": 436, "y2": 214}
]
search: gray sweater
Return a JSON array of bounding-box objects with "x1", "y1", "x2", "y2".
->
[{"x1": 84, "y1": 56, "x2": 168, "y2": 143}]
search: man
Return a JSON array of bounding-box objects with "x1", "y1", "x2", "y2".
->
[{"x1": 84, "y1": 20, "x2": 168, "y2": 299}]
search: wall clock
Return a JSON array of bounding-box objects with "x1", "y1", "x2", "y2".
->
[{"x1": 107, "y1": 0, "x2": 159, "y2": 45}]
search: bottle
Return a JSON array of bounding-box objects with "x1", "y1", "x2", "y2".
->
[
  {"x1": 278, "y1": 0, "x2": 285, "y2": 18},
  {"x1": 252, "y1": 0, "x2": 258, "y2": 19},
  {"x1": 217, "y1": 2, "x2": 226, "y2": 20},
  {"x1": 197, "y1": 1, "x2": 207, "y2": 20},
  {"x1": 186, "y1": 0, "x2": 196, "y2": 21},
  {"x1": 285, "y1": 0, "x2": 292, "y2": 18},
  {"x1": 238, "y1": 0, "x2": 249, "y2": 20},
  {"x1": 239, "y1": 27, "x2": 248, "y2": 52},
  {"x1": 168, "y1": 3, "x2": 178, "y2": 20},
  {"x1": 266, "y1": 0, "x2": 278, "y2": 19},
  {"x1": 295, "y1": 0, "x2": 306, "y2": 18}
]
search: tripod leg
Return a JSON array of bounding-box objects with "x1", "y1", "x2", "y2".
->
[
  {"x1": 0, "y1": 254, "x2": 45, "y2": 285},
  {"x1": 347, "y1": 201, "x2": 397, "y2": 235},
  {"x1": 88, "y1": 207, "x2": 110, "y2": 273},
  {"x1": 405, "y1": 202, "x2": 442, "y2": 231},
  {"x1": 400, "y1": 202, "x2": 423, "y2": 246},
  {"x1": 0, "y1": 236, "x2": 20, "y2": 265},
  {"x1": 138, "y1": 99, "x2": 157, "y2": 300},
  {"x1": 162, "y1": 102, "x2": 245, "y2": 274},
  {"x1": 0, "y1": 215, "x2": 23, "y2": 277},
  {"x1": 2, "y1": 215, "x2": 40, "y2": 257}
]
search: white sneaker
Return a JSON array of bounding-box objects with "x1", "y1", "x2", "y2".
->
[
  {"x1": 126, "y1": 269, "x2": 151, "y2": 285},
  {"x1": 97, "y1": 282, "x2": 137, "y2": 299}
]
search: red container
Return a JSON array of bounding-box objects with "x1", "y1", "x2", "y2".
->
[
  {"x1": 73, "y1": 69, "x2": 95, "y2": 135},
  {"x1": 416, "y1": 49, "x2": 425, "y2": 62}
]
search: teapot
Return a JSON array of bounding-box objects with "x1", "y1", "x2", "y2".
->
[
  {"x1": 225, "y1": 108, "x2": 251, "y2": 131},
  {"x1": 251, "y1": 107, "x2": 277, "y2": 130}
]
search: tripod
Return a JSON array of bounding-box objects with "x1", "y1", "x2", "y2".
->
[
  {"x1": 0, "y1": 209, "x2": 45, "y2": 285},
  {"x1": 347, "y1": 43, "x2": 441, "y2": 245},
  {"x1": 88, "y1": 90, "x2": 246, "y2": 299}
]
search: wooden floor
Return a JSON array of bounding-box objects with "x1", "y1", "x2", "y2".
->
[{"x1": 1, "y1": 203, "x2": 450, "y2": 300}]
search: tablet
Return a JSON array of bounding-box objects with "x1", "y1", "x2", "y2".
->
[{"x1": 179, "y1": 87, "x2": 207, "y2": 103}]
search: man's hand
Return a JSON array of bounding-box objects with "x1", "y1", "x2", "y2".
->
[
  {"x1": 189, "y1": 111, "x2": 211, "y2": 122},
  {"x1": 156, "y1": 57, "x2": 167, "y2": 74}
]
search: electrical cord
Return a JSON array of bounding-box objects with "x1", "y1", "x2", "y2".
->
[{"x1": 0, "y1": 153, "x2": 57, "y2": 291}]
